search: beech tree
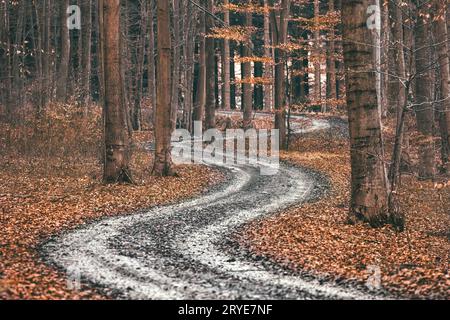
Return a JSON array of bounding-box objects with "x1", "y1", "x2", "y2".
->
[
  {"x1": 341, "y1": 0, "x2": 397, "y2": 227},
  {"x1": 414, "y1": 0, "x2": 436, "y2": 180},
  {"x1": 102, "y1": 0, "x2": 133, "y2": 183},
  {"x1": 152, "y1": 0, "x2": 175, "y2": 176},
  {"x1": 56, "y1": 0, "x2": 70, "y2": 102},
  {"x1": 205, "y1": 0, "x2": 216, "y2": 129},
  {"x1": 269, "y1": 0, "x2": 290, "y2": 149}
]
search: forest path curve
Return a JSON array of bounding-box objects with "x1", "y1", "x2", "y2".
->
[{"x1": 41, "y1": 113, "x2": 379, "y2": 300}]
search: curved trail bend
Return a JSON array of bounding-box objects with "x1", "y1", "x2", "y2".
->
[{"x1": 41, "y1": 114, "x2": 378, "y2": 300}]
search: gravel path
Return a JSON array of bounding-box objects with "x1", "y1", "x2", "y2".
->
[{"x1": 40, "y1": 114, "x2": 379, "y2": 300}]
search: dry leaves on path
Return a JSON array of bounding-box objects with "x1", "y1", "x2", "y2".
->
[
  {"x1": 0, "y1": 143, "x2": 224, "y2": 299},
  {"x1": 237, "y1": 131, "x2": 449, "y2": 299}
]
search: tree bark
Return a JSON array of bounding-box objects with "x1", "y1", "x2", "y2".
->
[
  {"x1": 171, "y1": 0, "x2": 181, "y2": 131},
  {"x1": 388, "y1": 0, "x2": 409, "y2": 189},
  {"x1": 81, "y1": 0, "x2": 92, "y2": 105},
  {"x1": 56, "y1": 0, "x2": 70, "y2": 102},
  {"x1": 313, "y1": 0, "x2": 322, "y2": 111},
  {"x1": 152, "y1": 0, "x2": 175, "y2": 176},
  {"x1": 204, "y1": 0, "x2": 216, "y2": 129},
  {"x1": 342, "y1": 0, "x2": 393, "y2": 227},
  {"x1": 263, "y1": 0, "x2": 273, "y2": 111},
  {"x1": 147, "y1": 0, "x2": 157, "y2": 117},
  {"x1": 102, "y1": 0, "x2": 133, "y2": 183},
  {"x1": 183, "y1": 0, "x2": 196, "y2": 131},
  {"x1": 270, "y1": 0, "x2": 290, "y2": 150},
  {"x1": 242, "y1": 3, "x2": 253, "y2": 128},
  {"x1": 193, "y1": 9, "x2": 206, "y2": 124},
  {"x1": 221, "y1": 0, "x2": 231, "y2": 111},
  {"x1": 414, "y1": 0, "x2": 436, "y2": 180},
  {"x1": 327, "y1": 0, "x2": 337, "y2": 103},
  {"x1": 432, "y1": 0, "x2": 450, "y2": 173}
]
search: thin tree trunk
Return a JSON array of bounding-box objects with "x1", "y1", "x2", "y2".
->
[
  {"x1": 133, "y1": 1, "x2": 148, "y2": 131},
  {"x1": 242, "y1": 3, "x2": 253, "y2": 128},
  {"x1": 221, "y1": 0, "x2": 231, "y2": 111},
  {"x1": 204, "y1": 0, "x2": 216, "y2": 129},
  {"x1": 98, "y1": 0, "x2": 105, "y2": 106},
  {"x1": 270, "y1": 0, "x2": 290, "y2": 149},
  {"x1": 152, "y1": 0, "x2": 175, "y2": 176},
  {"x1": 193, "y1": 9, "x2": 206, "y2": 124},
  {"x1": 81, "y1": 0, "x2": 92, "y2": 105},
  {"x1": 102, "y1": 0, "x2": 133, "y2": 183},
  {"x1": 388, "y1": 0, "x2": 409, "y2": 189},
  {"x1": 313, "y1": 0, "x2": 322, "y2": 111},
  {"x1": 56, "y1": 0, "x2": 70, "y2": 102},
  {"x1": 183, "y1": 0, "x2": 196, "y2": 131},
  {"x1": 171, "y1": 0, "x2": 181, "y2": 131},
  {"x1": 327, "y1": 0, "x2": 337, "y2": 103},
  {"x1": 380, "y1": 0, "x2": 390, "y2": 117},
  {"x1": 263, "y1": 0, "x2": 273, "y2": 111},
  {"x1": 414, "y1": 0, "x2": 436, "y2": 180},
  {"x1": 147, "y1": 0, "x2": 156, "y2": 125},
  {"x1": 432, "y1": 0, "x2": 450, "y2": 172}
]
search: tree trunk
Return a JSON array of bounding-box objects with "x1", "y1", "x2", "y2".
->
[
  {"x1": 342, "y1": 0, "x2": 392, "y2": 227},
  {"x1": 171, "y1": 0, "x2": 181, "y2": 131},
  {"x1": 147, "y1": 0, "x2": 157, "y2": 117},
  {"x1": 221, "y1": 0, "x2": 231, "y2": 111},
  {"x1": 380, "y1": 0, "x2": 390, "y2": 117},
  {"x1": 56, "y1": 0, "x2": 70, "y2": 102},
  {"x1": 388, "y1": 0, "x2": 409, "y2": 189},
  {"x1": 183, "y1": 0, "x2": 196, "y2": 131},
  {"x1": 327, "y1": 0, "x2": 337, "y2": 103},
  {"x1": 102, "y1": 0, "x2": 133, "y2": 183},
  {"x1": 81, "y1": 0, "x2": 92, "y2": 105},
  {"x1": 263, "y1": 0, "x2": 273, "y2": 111},
  {"x1": 270, "y1": 0, "x2": 290, "y2": 149},
  {"x1": 193, "y1": 9, "x2": 206, "y2": 124},
  {"x1": 414, "y1": 0, "x2": 435, "y2": 180},
  {"x1": 313, "y1": 0, "x2": 322, "y2": 111},
  {"x1": 242, "y1": 4, "x2": 253, "y2": 128},
  {"x1": 432, "y1": 0, "x2": 450, "y2": 173},
  {"x1": 152, "y1": 0, "x2": 175, "y2": 176},
  {"x1": 204, "y1": 0, "x2": 216, "y2": 129},
  {"x1": 97, "y1": 0, "x2": 105, "y2": 106}
]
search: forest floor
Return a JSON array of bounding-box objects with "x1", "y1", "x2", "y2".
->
[
  {"x1": 1, "y1": 110, "x2": 448, "y2": 299},
  {"x1": 236, "y1": 119, "x2": 449, "y2": 299},
  {"x1": 0, "y1": 129, "x2": 224, "y2": 299}
]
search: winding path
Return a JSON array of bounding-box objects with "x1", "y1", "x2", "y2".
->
[{"x1": 41, "y1": 114, "x2": 377, "y2": 300}]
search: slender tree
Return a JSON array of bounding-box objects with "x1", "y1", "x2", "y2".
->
[
  {"x1": 270, "y1": 0, "x2": 290, "y2": 149},
  {"x1": 56, "y1": 0, "x2": 70, "y2": 102},
  {"x1": 102, "y1": 0, "x2": 133, "y2": 183},
  {"x1": 242, "y1": 2, "x2": 253, "y2": 128},
  {"x1": 414, "y1": 0, "x2": 436, "y2": 180},
  {"x1": 221, "y1": 0, "x2": 231, "y2": 111},
  {"x1": 432, "y1": 0, "x2": 450, "y2": 172},
  {"x1": 204, "y1": 0, "x2": 216, "y2": 129},
  {"x1": 152, "y1": 0, "x2": 175, "y2": 176},
  {"x1": 81, "y1": 0, "x2": 92, "y2": 105}
]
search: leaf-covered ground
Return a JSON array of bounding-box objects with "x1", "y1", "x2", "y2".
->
[
  {"x1": 0, "y1": 131, "x2": 224, "y2": 300},
  {"x1": 236, "y1": 125, "x2": 449, "y2": 299}
]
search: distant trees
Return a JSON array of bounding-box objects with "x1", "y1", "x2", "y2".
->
[{"x1": 0, "y1": 0, "x2": 448, "y2": 229}]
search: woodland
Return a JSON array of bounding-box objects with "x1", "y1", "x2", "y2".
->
[{"x1": 0, "y1": 0, "x2": 449, "y2": 300}]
